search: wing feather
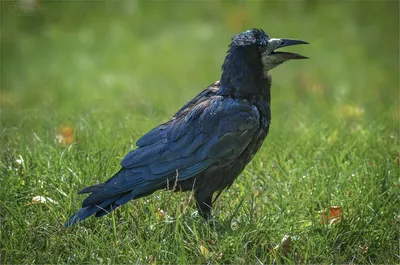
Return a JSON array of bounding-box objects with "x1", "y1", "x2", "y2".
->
[{"x1": 98, "y1": 95, "x2": 260, "y2": 201}]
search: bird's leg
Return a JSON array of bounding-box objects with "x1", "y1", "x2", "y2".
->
[{"x1": 195, "y1": 194, "x2": 212, "y2": 219}]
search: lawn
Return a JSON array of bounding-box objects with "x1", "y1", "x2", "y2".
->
[{"x1": 1, "y1": 1, "x2": 399, "y2": 263}]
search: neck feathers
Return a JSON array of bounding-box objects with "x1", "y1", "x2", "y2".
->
[{"x1": 219, "y1": 46, "x2": 271, "y2": 102}]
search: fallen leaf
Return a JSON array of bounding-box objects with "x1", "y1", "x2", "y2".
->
[
  {"x1": 339, "y1": 104, "x2": 364, "y2": 119},
  {"x1": 15, "y1": 155, "x2": 25, "y2": 170},
  {"x1": 231, "y1": 219, "x2": 239, "y2": 231},
  {"x1": 57, "y1": 126, "x2": 75, "y2": 144},
  {"x1": 329, "y1": 206, "x2": 342, "y2": 224},
  {"x1": 281, "y1": 234, "x2": 291, "y2": 254},
  {"x1": 154, "y1": 208, "x2": 165, "y2": 221},
  {"x1": 327, "y1": 130, "x2": 339, "y2": 145},
  {"x1": 253, "y1": 189, "x2": 262, "y2": 198},
  {"x1": 199, "y1": 244, "x2": 210, "y2": 260},
  {"x1": 319, "y1": 206, "x2": 342, "y2": 224},
  {"x1": 299, "y1": 74, "x2": 325, "y2": 96},
  {"x1": 273, "y1": 234, "x2": 291, "y2": 256},
  {"x1": 27, "y1": 195, "x2": 58, "y2": 205},
  {"x1": 0, "y1": 91, "x2": 17, "y2": 107},
  {"x1": 148, "y1": 254, "x2": 156, "y2": 265},
  {"x1": 359, "y1": 244, "x2": 369, "y2": 255}
]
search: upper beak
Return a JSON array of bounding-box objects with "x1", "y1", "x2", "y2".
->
[{"x1": 274, "y1": 38, "x2": 309, "y2": 60}]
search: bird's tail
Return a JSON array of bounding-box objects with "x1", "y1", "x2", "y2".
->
[
  {"x1": 65, "y1": 168, "x2": 140, "y2": 226},
  {"x1": 64, "y1": 183, "x2": 135, "y2": 226},
  {"x1": 64, "y1": 168, "x2": 167, "y2": 226}
]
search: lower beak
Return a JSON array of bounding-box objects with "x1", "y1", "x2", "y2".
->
[{"x1": 274, "y1": 38, "x2": 309, "y2": 60}]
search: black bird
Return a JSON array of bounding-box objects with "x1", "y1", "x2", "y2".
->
[{"x1": 65, "y1": 29, "x2": 308, "y2": 226}]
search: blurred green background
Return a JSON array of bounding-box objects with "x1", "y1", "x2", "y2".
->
[
  {"x1": 1, "y1": 1, "x2": 398, "y2": 122},
  {"x1": 1, "y1": 0, "x2": 399, "y2": 264}
]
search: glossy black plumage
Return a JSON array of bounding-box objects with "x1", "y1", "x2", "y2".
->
[{"x1": 65, "y1": 29, "x2": 307, "y2": 226}]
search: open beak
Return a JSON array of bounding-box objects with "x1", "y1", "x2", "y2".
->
[{"x1": 273, "y1": 38, "x2": 309, "y2": 60}]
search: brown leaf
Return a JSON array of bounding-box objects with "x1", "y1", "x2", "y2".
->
[
  {"x1": 319, "y1": 206, "x2": 342, "y2": 224},
  {"x1": 273, "y1": 234, "x2": 291, "y2": 256},
  {"x1": 299, "y1": 74, "x2": 325, "y2": 96},
  {"x1": 148, "y1": 254, "x2": 156, "y2": 265},
  {"x1": 359, "y1": 244, "x2": 369, "y2": 255},
  {"x1": 154, "y1": 208, "x2": 165, "y2": 221},
  {"x1": 281, "y1": 234, "x2": 291, "y2": 254},
  {"x1": 329, "y1": 206, "x2": 342, "y2": 223},
  {"x1": 395, "y1": 156, "x2": 400, "y2": 166},
  {"x1": 57, "y1": 126, "x2": 75, "y2": 144}
]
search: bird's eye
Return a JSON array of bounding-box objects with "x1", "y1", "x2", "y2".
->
[{"x1": 258, "y1": 45, "x2": 267, "y2": 53}]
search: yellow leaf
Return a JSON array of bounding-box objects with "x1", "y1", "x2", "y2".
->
[
  {"x1": 0, "y1": 91, "x2": 17, "y2": 107},
  {"x1": 327, "y1": 130, "x2": 338, "y2": 145},
  {"x1": 199, "y1": 244, "x2": 210, "y2": 260},
  {"x1": 339, "y1": 104, "x2": 364, "y2": 119}
]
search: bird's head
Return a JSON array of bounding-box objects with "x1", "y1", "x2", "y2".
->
[
  {"x1": 230, "y1": 28, "x2": 308, "y2": 72},
  {"x1": 220, "y1": 28, "x2": 308, "y2": 98}
]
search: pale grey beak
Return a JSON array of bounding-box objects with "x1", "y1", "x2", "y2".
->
[{"x1": 273, "y1": 38, "x2": 309, "y2": 60}]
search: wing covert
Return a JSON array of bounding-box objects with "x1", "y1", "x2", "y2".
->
[{"x1": 115, "y1": 95, "x2": 260, "y2": 194}]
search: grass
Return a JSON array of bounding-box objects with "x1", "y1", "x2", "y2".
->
[{"x1": 1, "y1": 1, "x2": 399, "y2": 263}]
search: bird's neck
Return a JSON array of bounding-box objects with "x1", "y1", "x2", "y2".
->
[{"x1": 219, "y1": 47, "x2": 271, "y2": 103}]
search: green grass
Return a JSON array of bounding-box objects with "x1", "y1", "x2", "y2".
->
[{"x1": 1, "y1": 1, "x2": 399, "y2": 263}]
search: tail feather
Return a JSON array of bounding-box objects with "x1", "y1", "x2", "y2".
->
[
  {"x1": 95, "y1": 203, "x2": 119, "y2": 217},
  {"x1": 93, "y1": 192, "x2": 135, "y2": 218},
  {"x1": 65, "y1": 190, "x2": 137, "y2": 226},
  {"x1": 82, "y1": 190, "x2": 112, "y2": 207},
  {"x1": 78, "y1": 183, "x2": 105, "y2": 194},
  {"x1": 64, "y1": 197, "x2": 117, "y2": 226},
  {"x1": 65, "y1": 169, "x2": 168, "y2": 226}
]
